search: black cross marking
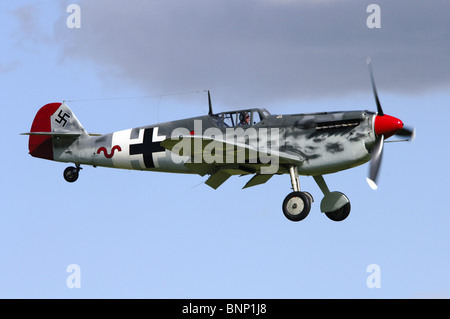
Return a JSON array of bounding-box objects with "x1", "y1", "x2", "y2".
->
[
  {"x1": 129, "y1": 128, "x2": 165, "y2": 168},
  {"x1": 55, "y1": 110, "x2": 71, "y2": 127}
]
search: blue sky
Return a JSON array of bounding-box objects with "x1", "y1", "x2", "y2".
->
[{"x1": 1, "y1": 1, "x2": 449, "y2": 298}]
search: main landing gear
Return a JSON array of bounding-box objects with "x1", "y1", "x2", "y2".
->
[
  {"x1": 282, "y1": 166, "x2": 351, "y2": 222},
  {"x1": 63, "y1": 164, "x2": 82, "y2": 183},
  {"x1": 282, "y1": 166, "x2": 313, "y2": 221}
]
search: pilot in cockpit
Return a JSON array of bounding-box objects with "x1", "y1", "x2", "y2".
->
[{"x1": 239, "y1": 112, "x2": 250, "y2": 125}]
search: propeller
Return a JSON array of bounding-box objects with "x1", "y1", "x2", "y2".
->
[
  {"x1": 366, "y1": 134, "x2": 383, "y2": 190},
  {"x1": 366, "y1": 58, "x2": 385, "y2": 190},
  {"x1": 366, "y1": 57, "x2": 384, "y2": 116},
  {"x1": 365, "y1": 58, "x2": 415, "y2": 190},
  {"x1": 395, "y1": 127, "x2": 415, "y2": 140}
]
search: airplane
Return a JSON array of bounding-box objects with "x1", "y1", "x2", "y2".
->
[{"x1": 22, "y1": 60, "x2": 414, "y2": 222}]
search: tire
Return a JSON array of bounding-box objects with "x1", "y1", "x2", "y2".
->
[
  {"x1": 282, "y1": 192, "x2": 311, "y2": 222},
  {"x1": 325, "y1": 202, "x2": 351, "y2": 222},
  {"x1": 63, "y1": 166, "x2": 79, "y2": 183}
]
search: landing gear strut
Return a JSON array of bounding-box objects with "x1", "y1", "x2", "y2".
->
[
  {"x1": 281, "y1": 167, "x2": 351, "y2": 222},
  {"x1": 63, "y1": 164, "x2": 82, "y2": 183},
  {"x1": 313, "y1": 175, "x2": 351, "y2": 222}
]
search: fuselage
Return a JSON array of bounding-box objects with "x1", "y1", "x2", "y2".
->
[{"x1": 53, "y1": 108, "x2": 377, "y2": 177}]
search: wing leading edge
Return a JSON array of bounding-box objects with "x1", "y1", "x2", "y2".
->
[{"x1": 161, "y1": 135, "x2": 303, "y2": 189}]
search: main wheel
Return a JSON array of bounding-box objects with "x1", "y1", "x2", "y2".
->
[
  {"x1": 325, "y1": 202, "x2": 351, "y2": 222},
  {"x1": 63, "y1": 166, "x2": 79, "y2": 183},
  {"x1": 282, "y1": 192, "x2": 311, "y2": 222}
]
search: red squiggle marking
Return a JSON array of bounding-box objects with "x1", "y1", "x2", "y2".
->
[{"x1": 97, "y1": 145, "x2": 122, "y2": 158}]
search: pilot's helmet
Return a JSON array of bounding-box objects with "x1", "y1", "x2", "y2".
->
[{"x1": 240, "y1": 112, "x2": 249, "y2": 122}]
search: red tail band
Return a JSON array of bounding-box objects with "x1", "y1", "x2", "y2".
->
[{"x1": 28, "y1": 103, "x2": 62, "y2": 160}]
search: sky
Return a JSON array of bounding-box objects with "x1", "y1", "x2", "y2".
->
[{"x1": 1, "y1": 0, "x2": 449, "y2": 299}]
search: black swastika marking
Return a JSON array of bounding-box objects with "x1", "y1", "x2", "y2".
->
[{"x1": 55, "y1": 110, "x2": 71, "y2": 127}]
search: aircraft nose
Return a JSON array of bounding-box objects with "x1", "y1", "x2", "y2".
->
[{"x1": 374, "y1": 114, "x2": 404, "y2": 139}]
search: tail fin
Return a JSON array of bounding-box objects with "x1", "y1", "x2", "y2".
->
[{"x1": 23, "y1": 102, "x2": 87, "y2": 160}]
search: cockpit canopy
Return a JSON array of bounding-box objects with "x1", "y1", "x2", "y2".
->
[{"x1": 209, "y1": 108, "x2": 271, "y2": 128}]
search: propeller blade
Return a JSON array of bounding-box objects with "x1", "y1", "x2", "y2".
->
[
  {"x1": 208, "y1": 90, "x2": 213, "y2": 115},
  {"x1": 367, "y1": 135, "x2": 384, "y2": 190},
  {"x1": 366, "y1": 57, "x2": 384, "y2": 116},
  {"x1": 395, "y1": 126, "x2": 415, "y2": 141}
]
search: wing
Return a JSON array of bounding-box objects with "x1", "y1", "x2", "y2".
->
[{"x1": 161, "y1": 135, "x2": 304, "y2": 189}]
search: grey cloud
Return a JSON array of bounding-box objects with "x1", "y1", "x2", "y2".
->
[
  {"x1": 0, "y1": 61, "x2": 19, "y2": 74},
  {"x1": 12, "y1": 3, "x2": 55, "y2": 50},
  {"x1": 56, "y1": 0, "x2": 450, "y2": 106}
]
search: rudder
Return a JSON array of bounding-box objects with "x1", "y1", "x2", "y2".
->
[{"x1": 25, "y1": 102, "x2": 87, "y2": 160}]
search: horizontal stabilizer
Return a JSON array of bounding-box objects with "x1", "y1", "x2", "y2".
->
[
  {"x1": 24, "y1": 102, "x2": 91, "y2": 160},
  {"x1": 21, "y1": 132, "x2": 102, "y2": 137}
]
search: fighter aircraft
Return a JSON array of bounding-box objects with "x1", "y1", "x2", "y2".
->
[{"x1": 22, "y1": 60, "x2": 414, "y2": 222}]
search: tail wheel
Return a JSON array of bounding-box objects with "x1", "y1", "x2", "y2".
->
[
  {"x1": 282, "y1": 192, "x2": 311, "y2": 222},
  {"x1": 63, "y1": 166, "x2": 79, "y2": 183}
]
